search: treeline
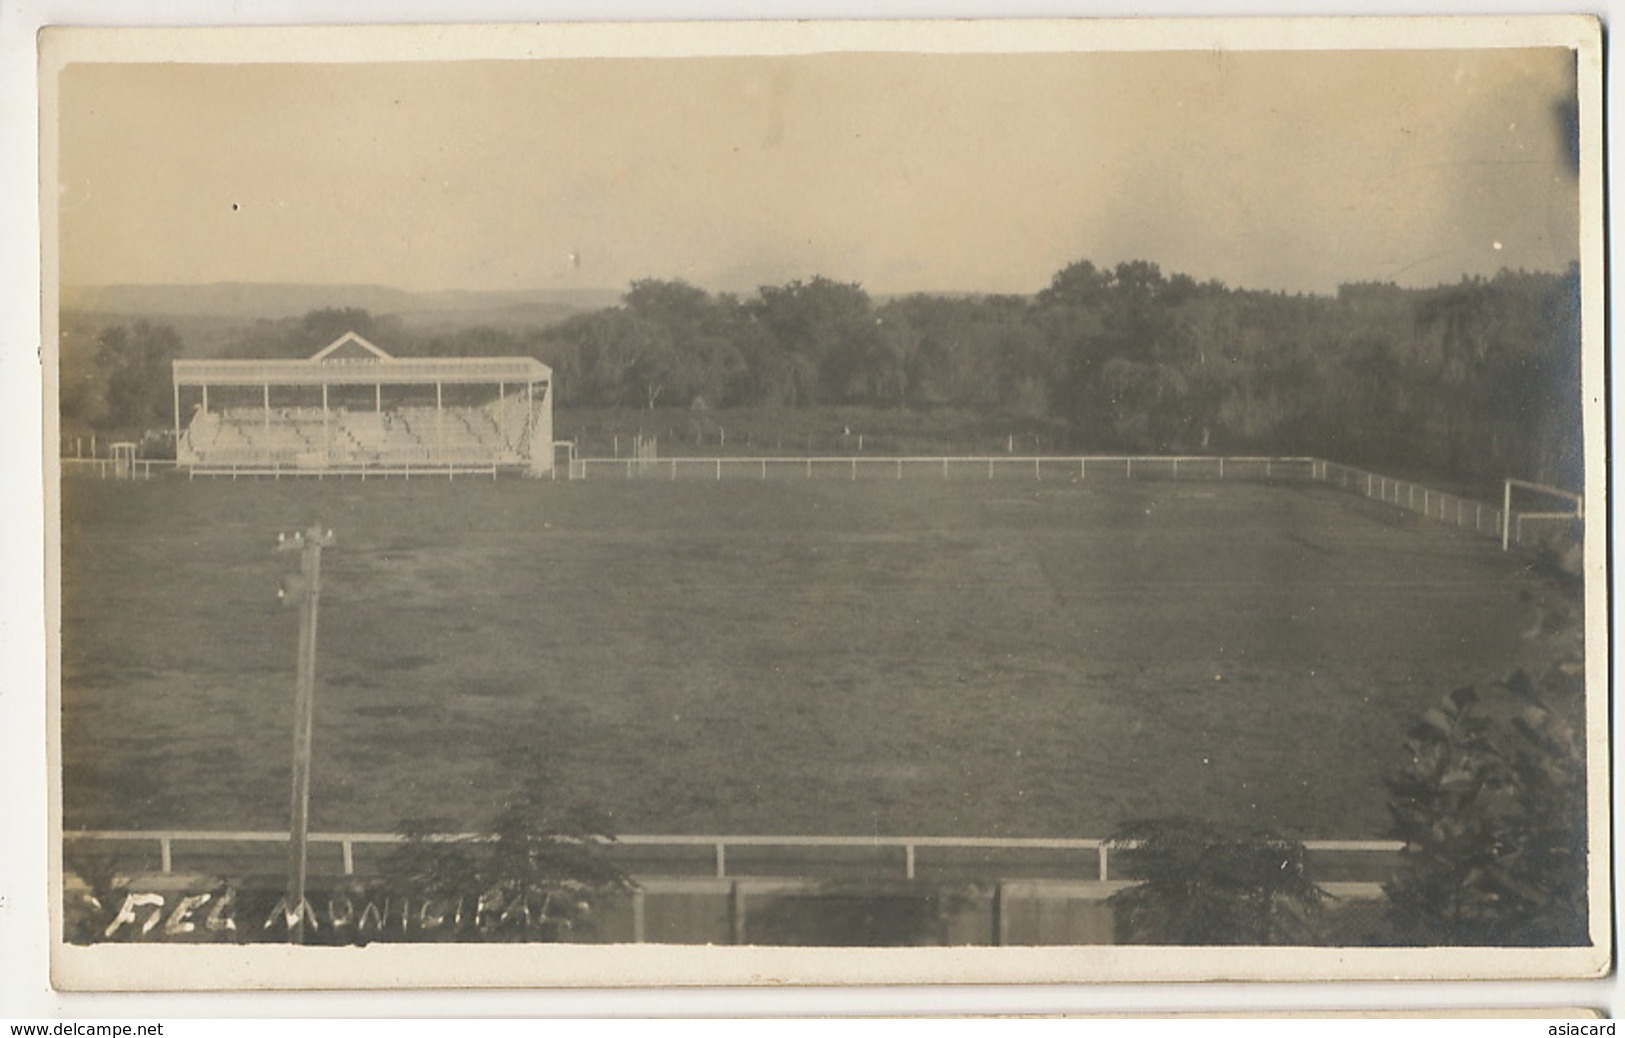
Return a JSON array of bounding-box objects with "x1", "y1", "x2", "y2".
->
[{"x1": 62, "y1": 258, "x2": 1582, "y2": 491}]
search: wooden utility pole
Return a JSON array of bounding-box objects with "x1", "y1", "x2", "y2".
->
[{"x1": 277, "y1": 524, "x2": 335, "y2": 944}]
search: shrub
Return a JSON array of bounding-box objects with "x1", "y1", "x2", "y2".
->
[
  {"x1": 372, "y1": 773, "x2": 635, "y2": 943},
  {"x1": 1108, "y1": 818, "x2": 1326, "y2": 945},
  {"x1": 1384, "y1": 663, "x2": 1588, "y2": 946}
]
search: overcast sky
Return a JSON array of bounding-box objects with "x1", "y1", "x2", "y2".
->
[{"x1": 55, "y1": 45, "x2": 1579, "y2": 298}]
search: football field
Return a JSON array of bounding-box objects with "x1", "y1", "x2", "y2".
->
[{"x1": 58, "y1": 472, "x2": 1556, "y2": 841}]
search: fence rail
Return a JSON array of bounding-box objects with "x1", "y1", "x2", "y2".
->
[
  {"x1": 566, "y1": 452, "x2": 1581, "y2": 554},
  {"x1": 60, "y1": 457, "x2": 508, "y2": 481},
  {"x1": 59, "y1": 457, "x2": 173, "y2": 480},
  {"x1": 64, "y1": 829, "x2": 1406, "y2": 885},
  {"x1": 1313, "y1": 461, "x2": 1582, "y2": 552},
  {"x1": 184, "y1": 463, "x2": 502, "y2": 481},
  {"x1": 59, "y1": 449, "x2": 1580, "y2": 557},
  {"x1": 1315, "y1": 460, "x2": 1507, "y2": 541},
  {"x1": 570, "y1": 454, "x2": 1319, "y2": 483}
]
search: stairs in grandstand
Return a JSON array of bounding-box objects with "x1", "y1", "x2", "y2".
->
[{"x1": 333, "y1": 411, "x2": 429, "y2": 466}]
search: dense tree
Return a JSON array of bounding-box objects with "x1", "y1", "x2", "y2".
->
[
  {"x1": 94, "y1": 321, "x2": 182, "y2": 433},
  {"x1": 1412, "y1": 269, "x2": 1582, "y2": 488},
  {"x1": 299, "y1": 307, "x2": 383, "y2": 348},
  {"x1": 624, "y1": 279, "x2": 747, "y2": 407},
  {"x1": 65, "y1": 259, "x2": 1584, "y2": 491},
  {"x1": 550, "y1": 309, "x2": 656, "y2": 407},
  {"x1": 1036, "y1": 260, "x2": 1211, "y2": 449},
  {"x1": 222, "y1": 307, "x2": 405, "y2": 360},
  {"x1": 750, "y1": 277, "x2": 890, "y2": 405},
  {"x1": 1035, "y1": 258, "x2": 1114, "y2": 310}
]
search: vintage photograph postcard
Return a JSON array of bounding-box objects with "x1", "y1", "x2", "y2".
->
[{"x1": 39, "y1": 15, "x2": 1608, "y2": 992}]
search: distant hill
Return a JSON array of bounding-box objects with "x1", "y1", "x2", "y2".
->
[{"x1": 60, "y1": 282, "x2": 624, "y2": 323}]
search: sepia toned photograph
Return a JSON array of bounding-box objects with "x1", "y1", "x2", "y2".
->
[{"x1": 38, "y1": 16, "x2": 1607, "y2": 992}]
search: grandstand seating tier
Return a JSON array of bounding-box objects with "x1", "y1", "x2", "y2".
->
[{"x1": 182, "y1": 404, "x2": 526, "y2": 470}]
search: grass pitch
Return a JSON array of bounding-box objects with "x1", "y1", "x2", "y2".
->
[{"x1": 59, "y1": 473, "x2": 1557, "y2": 840}]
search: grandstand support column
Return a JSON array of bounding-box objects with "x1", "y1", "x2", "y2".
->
[
  {"x1": 436, "y1": 382, "x2": 444, "y2": 463},
  {"x1": 263, "y1": 385, "x2": 270, "y2": 441},
  {"x1": 375, "y1": 384, "x2": 381, "y2": 413},
  {"x1": 172, "y1": 383, "x2": 180, "y2": 453},
  {"x1": 322, "y1": 384, "x2": 330, "y2": 458}
]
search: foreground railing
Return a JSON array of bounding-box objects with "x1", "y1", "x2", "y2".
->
[{"x1": 64, "y1": 829, "x2": 1405, "y2": 884}]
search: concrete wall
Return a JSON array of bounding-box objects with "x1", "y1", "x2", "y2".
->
[{"x1": 74, "y1": 873, "x2": 1386, "y2": 946}]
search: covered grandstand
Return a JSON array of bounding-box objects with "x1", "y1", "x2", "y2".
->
[{"x1": 172, "y1": 332, "x2": 554, "y2": 477}]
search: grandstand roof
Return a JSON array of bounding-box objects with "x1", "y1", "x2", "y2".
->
[{"x1": 172, "y1": 332, "x2": 551, "y2": 387}]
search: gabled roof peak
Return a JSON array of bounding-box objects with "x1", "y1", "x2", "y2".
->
[{"x1": 311, "y1": 331, "x2": 392, "y2": 362}]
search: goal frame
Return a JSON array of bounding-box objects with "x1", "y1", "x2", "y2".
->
[{"x1": 1502, "y1": 477, "x2": 1584, "y2": 552}]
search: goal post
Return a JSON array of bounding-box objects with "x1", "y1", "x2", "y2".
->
[{"x1": 1502, "y1": 478, "x2": 1584, "y2": 552}]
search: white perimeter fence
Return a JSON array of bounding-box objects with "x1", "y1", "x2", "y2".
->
[
  {"x1": 571, "y1": 453, "x2": 1579, "y2": 553},
  {"x1": 60, "y1": 457, "x2": 173, "y2": 480},
  {"x1": 570, "y1": 453, "x2": 1316, "y2": 483},
  {"x1": 1315, "y1": 461, "x2": 1582, "y2": 552},
  {"x1": 64, "y1": 829, "x2": 1404, "y2": 885},
  {"x1": 61, "y1": 450, "x2": 1580, "y2": 554}
]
